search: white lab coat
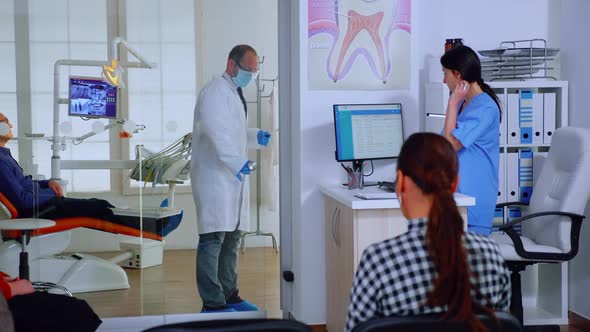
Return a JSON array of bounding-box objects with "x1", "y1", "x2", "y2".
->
[{"x1": 191, "y1": 74, "x2": 261, "y2": 234}]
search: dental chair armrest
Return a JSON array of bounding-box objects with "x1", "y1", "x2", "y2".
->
[
  {"x1": 500, "y1": 211, "x2": 585, "y2": 261},
  {"x1": 496, "y1": 201, "x2": 530, "y2": 209}
]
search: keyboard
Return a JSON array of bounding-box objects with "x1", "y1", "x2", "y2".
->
[{"x1": 378, "y1": 181, "x2": 396, "y2": 192}]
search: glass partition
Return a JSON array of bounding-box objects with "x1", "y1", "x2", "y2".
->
[{"x1": 2, "y1": 0, "x2": 280, "y2": 329}]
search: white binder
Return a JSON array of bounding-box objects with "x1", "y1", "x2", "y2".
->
[
  {"x1": 532, "y1": 93, "x2": 544, "y2": 144},
  {"x1": 543, "y1": 92, "x2": 557, "y2": 144},
  {"x1": 498, "y1": 92, "x2": 506, "y2": 145},
  {"x1": 507, "y1": 93, "x2": 520, "y2": 145},
  {"x1": 497, "y1": 152, "x2": 506, "y2": 204},
  {"x1": 506, "y1": 151, "x2": 519, "y2": 202}
]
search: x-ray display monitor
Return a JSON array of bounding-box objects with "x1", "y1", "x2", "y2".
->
[
  {"x1": 333, "y1": 103, "x2": 404, "y2": 162},
  {"x1": 69, "y1": 76, "x2": 117, "y2": 119}
]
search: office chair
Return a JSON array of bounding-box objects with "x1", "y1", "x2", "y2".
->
[
  {"x1": 491, "y1": 127, "x2": 590, "y2": 326},
  {"x1": 352, "y1": 312, "x2": 522, "y2": 332},
  {"x1": 143, "y1": 318, "x2": 311, "y2": 332}
]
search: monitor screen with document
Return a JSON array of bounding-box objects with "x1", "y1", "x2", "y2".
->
[{"x1": 333, "y1": 103, "x2": 404, "y2": 163}]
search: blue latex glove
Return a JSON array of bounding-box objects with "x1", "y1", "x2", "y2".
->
[
  {"x1": 257, "y1": 130, "x2": 271, "y2": 146},
  {"x1": 235, "y1": 160, "x2": 253, "y2": 182}
]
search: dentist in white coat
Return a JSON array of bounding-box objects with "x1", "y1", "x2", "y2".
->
[{"x1": 191, "y1": 45, "x2": 271, "y2": 313}]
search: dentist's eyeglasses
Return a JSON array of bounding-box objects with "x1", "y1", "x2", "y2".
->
[{"x1": 234, "y1": 59, "x2": 259, "y2": 77}]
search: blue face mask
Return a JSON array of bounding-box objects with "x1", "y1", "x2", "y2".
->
[{"x1": 232, "y1": 68, "x2": 254, "y2": 88}]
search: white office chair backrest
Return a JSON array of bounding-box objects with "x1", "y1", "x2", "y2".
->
[{"x1": 525, "y1": 127, "x2": 590, "y2": 252}]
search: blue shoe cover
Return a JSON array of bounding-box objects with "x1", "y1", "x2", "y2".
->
[
  {"x1": 227, "y1": 300, "x2": 259, "y2": 311},
  {"x1": 200, "y1": 307, "x2": 238, "y2": 313}
]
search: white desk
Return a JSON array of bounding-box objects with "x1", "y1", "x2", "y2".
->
[{"x1": 320, "y1": 184, "x2": 475, "y2": 332}]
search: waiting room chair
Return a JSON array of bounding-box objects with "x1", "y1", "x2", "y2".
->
[
  {"x1": 491, "y1": 127, "x2": 590, "y2": 325},
  {"x1": 143, "y1": 318, "x2": 312, "y2": 332},
  {"x1": 351, "y1": 312, "x2": 522, "y2": 332}
]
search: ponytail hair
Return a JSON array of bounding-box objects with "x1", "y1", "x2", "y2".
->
[
  {"x1": 397, "y1": 133, "x2": 494, "y2": 332},
  {"x1": 441, "y1": 45, "x2": 502, "y2": 121}
]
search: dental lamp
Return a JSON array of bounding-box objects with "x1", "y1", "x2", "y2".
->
[
  {"x1": 48, "y1": 36, "x2": 156, "y2": 180},
  {"x1": 102, "y1": 37, "x2": 156, "y2": 88}
]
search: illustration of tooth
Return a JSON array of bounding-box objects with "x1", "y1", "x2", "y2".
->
[
  {"x1": 333, "y1": 10, "x2": 386, "y2": 83},
  {"x1": 390, "y1": 0, "x2": 411, "y2": 33},
  {"x1": 308, "y1": 0, "x2": 411, "y2": 85}
]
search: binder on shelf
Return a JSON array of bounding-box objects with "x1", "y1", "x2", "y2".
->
[
  {"x1": 532, "y1": 92, "x2": 544, "y2": 144},
  {"x1": 518, "y1": 149, "x2": 534, "y2": 204},
  {"x1": 507, "y1": 206, "x2": 522, "y2": 235},
  {"x1": 543, "y1": 92, "x2": 557, "y2": 144},
  {"x1": 498, "y1": 92, "x2": 506, "y2": 144},
  {"x1": 492, "y1": 207, "x2": 504, "y2": 235},
  {"x1": 506, "y1": 151, "x2": 519, "y2": 201},
  {"x1": 519, "y1": 90, "x2": 534, "y2": 144},
  {"x1": 507, "y1": 93, "x2": 520, "y2": 145},
  {"x1": 497, "y1": 153, "x2": 505, "y2": 204}
]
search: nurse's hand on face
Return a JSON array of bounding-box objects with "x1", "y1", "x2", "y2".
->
[
  {"x1": 235, "y1": 160, "x2": 254, "y2": 182},
  {"x1": 257, "y1": 130, "x2": 271, "y2": 146},
  {"x1": 449, "y1": 80, "x2": 469, "y2": 108}
]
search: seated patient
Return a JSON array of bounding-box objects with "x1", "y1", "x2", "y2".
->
[
  {"x1": 346, "y1": 133, "x2": 511, "y2": 332},
  {"x1": 0, "y1": 112, "x2": 114, "y2": 221}
]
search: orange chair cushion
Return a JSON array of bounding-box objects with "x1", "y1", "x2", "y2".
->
[{"x1": 0, "y1": 192, "x2": 162, "y2": 241}]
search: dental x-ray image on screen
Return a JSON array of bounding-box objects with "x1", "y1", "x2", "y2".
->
[{"x1": 69, "y1": 76, "x2": 118, "y2": 119}]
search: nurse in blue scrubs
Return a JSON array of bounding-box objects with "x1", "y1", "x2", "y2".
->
[{"x1": 440, "y1": 45, "x2": 501, "y2": 236}]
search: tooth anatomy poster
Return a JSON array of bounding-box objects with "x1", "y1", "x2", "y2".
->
[{"x1": 308, "y1": 0, "x2": 411, "y2": 90}]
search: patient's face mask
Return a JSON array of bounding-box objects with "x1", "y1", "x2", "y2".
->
[
  {"x1": 232, "y1": 59, "x2": 259, "y2": 88},
  {"x1": 0, "y1": 122, "x2": 10, "y2": 136}
]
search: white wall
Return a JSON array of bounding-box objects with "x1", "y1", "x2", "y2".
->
[
  {"x1": 562, "y1": 0, "x2": 590, "y2": 320},
  {"x1": 289, "y1": 0, "x2": 558, "y2": 325}
]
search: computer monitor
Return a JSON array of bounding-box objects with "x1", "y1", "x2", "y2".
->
[
  {"x1": 69, "y1": 76, "x2": 118, "y2": 119},
  {"x1": 333, "y1": 103, "x2": 404, "y2": 171}
]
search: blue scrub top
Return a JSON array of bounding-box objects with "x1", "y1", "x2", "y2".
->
[{"x1": 452, "y1": 93, "x2": 500, "y2": 236}]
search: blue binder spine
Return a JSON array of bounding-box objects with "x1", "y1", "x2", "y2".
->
[
  {"x1": 508, "y1": 206, "x2": 522, "y2": 235},
  {"x1": 519, "y1": 90, "x2": 533, "y2": 144},
  {"x1": 492, "y1": 207, "x2": 505, "y2": 234},
  {"x1": 518, "y1": 149, "x2": 534, "y2": 204}
]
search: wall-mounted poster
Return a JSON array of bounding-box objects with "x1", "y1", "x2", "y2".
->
[{"x1": 308, "y1": 0, "x2": 411, "y2": 90}]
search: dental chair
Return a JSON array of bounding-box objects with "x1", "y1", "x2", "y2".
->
[{"x1": 0, "y1": 192, "x2": 183, "y2": 294}]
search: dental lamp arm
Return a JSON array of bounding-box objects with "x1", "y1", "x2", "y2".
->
[
  {"x1": 74, "y1": 121, "x2": 122, "y2": 142},
  {"x1": 112, "y1": 37, "x2": 156, "y2": 69}
]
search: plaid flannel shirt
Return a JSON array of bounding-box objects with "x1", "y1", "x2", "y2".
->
[{"x1": 346, "y1": 218, "x2": 511, "y2": 332}]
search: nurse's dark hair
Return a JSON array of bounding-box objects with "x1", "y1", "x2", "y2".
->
[
  {"x1": 397, "y1": 133, "x2": 494, "y2": 332},
  {"x1": 228, "y1": 45, "x2": 257, "y2": 63},
  {"x1": 441, "y1": 45, "x2": 502, "y2": 121}
]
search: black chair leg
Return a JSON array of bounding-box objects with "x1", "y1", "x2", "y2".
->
[{"x1": 509, "y1": 268, "x2": 524, "y2": 324}]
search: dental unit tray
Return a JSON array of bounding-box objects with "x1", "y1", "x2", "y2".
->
[{"x1": 478, "y1": 39, "x2": 559, "y2": 81}]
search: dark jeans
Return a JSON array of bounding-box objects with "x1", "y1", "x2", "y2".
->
[
  {"x1": 196, "y1": 229, "x2": 243, "y2": 308},
  {"x1": 22, "y1": 196, "x2": 115, "y2": 221}
]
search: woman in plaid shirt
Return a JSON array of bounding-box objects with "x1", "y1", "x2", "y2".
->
[{"x1": 346, "y1": 133, "x2": 511, "y2": 332}]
